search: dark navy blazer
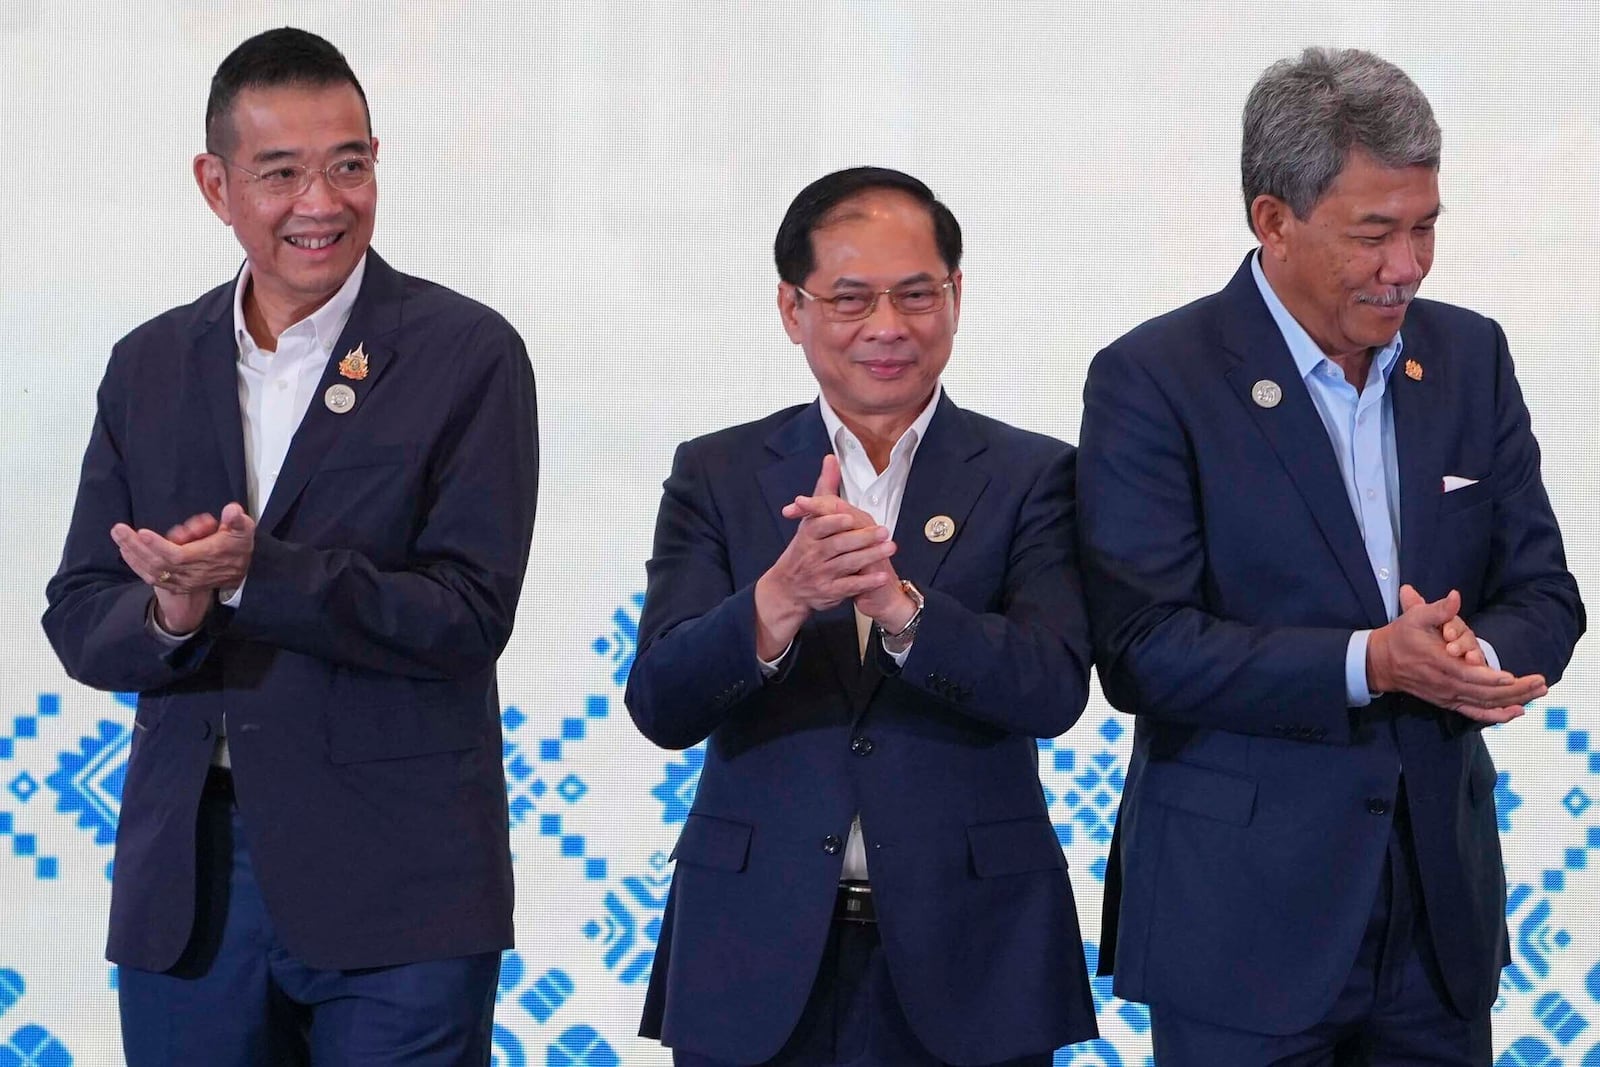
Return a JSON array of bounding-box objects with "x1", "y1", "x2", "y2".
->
[
  {"x1": 1078, "y1": 254, "x2": 1584, "y2": 1034},
  {"x1": 626, "y1": 394, "x2": 1098, "y2": 1065},
  {"x1": 43, "y1": 251, "x2": 539, "y2": 973}
]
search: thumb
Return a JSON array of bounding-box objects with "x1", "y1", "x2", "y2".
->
[
  {"x1": 1398, "y1": 583, "x2": 1425, "y2": 613},
  {"x1": 1409, "y1": 588, "x2": 1460, "y2": 627},
  {"x1": 220, "y1": 502, "x2": 256, "y2": 533},
  {"x1": 813, "y1": 454, "x2": 841, "y2": 497}
]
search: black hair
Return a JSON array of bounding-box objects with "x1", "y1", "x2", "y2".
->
[
  {"x1": 205, "y1": 27, "x2": 369, "y2": 154},
  {"x1": 773, "y1": 166, "x2": 962, "y2": 285}
]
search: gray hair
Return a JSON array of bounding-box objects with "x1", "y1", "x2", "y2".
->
[{"x1": 1242, "y1": 47, "x2": 1441, "y2": 229}]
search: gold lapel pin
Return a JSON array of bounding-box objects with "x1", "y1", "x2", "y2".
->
[
  {"x1": 339, "y1": 342, "x2": 370, "y2": 381},
  {"x1": 1404, "y1": 358, "x2": 1423, "y2": 382},
  {"x1": 924, "y1": 515, "x2": 955, "y2": 543}
]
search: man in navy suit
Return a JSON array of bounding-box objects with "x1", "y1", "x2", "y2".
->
[
  {"x1": 626, "y1": 167, "x2": 1098, "y2": 1065},
  {"x1": 1079, "y1": 48, "x2": 1584, "y2": 1065},
  {"x1": 42, "y1": 28, "x2": 538, "y2": 1066}
]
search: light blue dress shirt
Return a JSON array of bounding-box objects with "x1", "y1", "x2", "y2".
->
[
  {"x1": 1249, "y1": 254, "x2": 1498, "y2": 707},
  {"x1": 1250, "y1": 254, "x2": 1403, "y2": 708}
]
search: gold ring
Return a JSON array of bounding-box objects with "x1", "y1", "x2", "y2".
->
[{"x1": 157, "y1": 570, "x2": 173, "y2": 584}]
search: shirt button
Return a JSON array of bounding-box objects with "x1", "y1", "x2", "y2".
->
[
  {"x1": 277, "y1": 380, "x2": 289, "y2": 391},
  {"x1": 822, "y1": 835, "x2": 843, "y2": 854},
  {"x1": 1378, "y1": 568, "x2": 1391, "y2": 580},
  {"x1": 1366, "y1": 489, "x2": 1376, "y2": 500},
  {"x1": 1366, "y1": 797, "x2": 1389, "y2": 816},
  {"x1": 851, "y1": 736, "x2": 874, "y2": 756},
  {"x1": 868, "y1": 493, "x2": 880, "y2": 505}
]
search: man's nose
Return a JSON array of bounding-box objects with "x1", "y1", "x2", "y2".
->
[
  {"x1": 861, "y1": 292, "x2": 909, "y2": 337},
  {"x1": 1381, "y1": 235, "x2": 1426, "y2": 286},
  {"x1": 292, "y1": 170, "x2": 342, "y2": 213}
]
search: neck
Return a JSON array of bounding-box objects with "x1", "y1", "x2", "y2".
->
[
  {"x1": 1327, "y1": 350, "x2": 1376, "y2": 393},
  {"x1": 832, "y1": 404, "x2": 928, "y2": 474},
  {"x1": 1259, "y1": 256, "x2": 1374, "y2": 392},
  {"x1": 243, "y1": 278, "x2": 338, "y2": 351}
]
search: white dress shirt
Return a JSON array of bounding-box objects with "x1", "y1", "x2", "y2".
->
[
  {"x1": 760, "y1": 384, "x2": 942, "y2": 881},
  {"x1": 151, "y1": 254, "x2": 367, "y2": 766}
]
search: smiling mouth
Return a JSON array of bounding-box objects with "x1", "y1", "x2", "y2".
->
[{"x1": 284, "y1": 233, "x2": 343, "y2": 250}]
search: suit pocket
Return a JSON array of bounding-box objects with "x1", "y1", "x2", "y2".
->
[
  {"x1": 326, "y1": 701, "x2": 482, "y2": 764},
  {"x1": 1438, "y1": 477, "x2": 1492, "y2": 515},
  {"x1": 671, "y1": 813, "x2": 753, "y2": 873},
  {"x1": 1144, "y1": 760, "x2": 1258, "y2": 827},
  {"x1": 968, "y1": 816, "x2": 1066, "y2": 878}
]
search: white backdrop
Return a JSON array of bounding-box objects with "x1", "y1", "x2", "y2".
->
[{"x1": 1, "y1": 3, "x2": 1596, "y2": 1064}]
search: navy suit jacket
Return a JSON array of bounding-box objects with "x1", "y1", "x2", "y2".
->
[
  {"x1": 1078, "y1": 253, "x2": 1584, "y2": 1033},
  {"x1": 43, "y1": 251, "x2": 539, "y2": 972},
  {"x1": 626, "y1": 394, "x2": 1099, "y2": 1064}
]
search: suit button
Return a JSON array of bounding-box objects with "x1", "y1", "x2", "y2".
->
[
  {"x1": 851, "y1": 736, "x2": 874, "y2": 756},
  {"x1": 821, "y1": 835, "x2": 842, "y2": 855},
  {"x1": 1366, "y1": 797, "x2": 1389, "y2": 815}
]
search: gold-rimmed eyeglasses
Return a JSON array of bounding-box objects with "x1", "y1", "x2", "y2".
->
[
  {"x1": 793, "y1": 277, "x2": 954, "y2": 322},
  {"x1": 218, "y1": 154, "x2": 376, "y2": 198}
]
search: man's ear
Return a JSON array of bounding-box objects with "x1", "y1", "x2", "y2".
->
[
  {"x1": 1251, "y1": 194, "x2": 1294, "y2": 263},
  {"x1": 194, "y1": 153, "x2": 233, "y2": 226},
  {"x1": 947, "y1": 268, "x2": 963, "y2": 334},
  {"x1": 777, "y1": 282, "x2": 805, "y2": 344}
]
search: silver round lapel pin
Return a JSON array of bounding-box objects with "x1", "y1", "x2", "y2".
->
[
  {"x1": 1251, "y1": 379, "x2": 1282, "y2": 408},
  {"x1": 324, "y1": 383, "x2": 356, "y2": 414}
]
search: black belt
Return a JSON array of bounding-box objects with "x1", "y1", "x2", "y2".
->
[{"x1": 834, "y1": 881, "x2": 876, "y2": 923}]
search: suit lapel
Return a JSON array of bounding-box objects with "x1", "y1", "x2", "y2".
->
[
  {"x1": 853, "y1": 395, "x2": 990, "y2": 714},
  {"x1": 756, "y1": 404, "x2": 865, "y2": 698},
  {"x1": 1217, "y1": 258, "x2": 1389, "y2": 628},
  {"x1": 1390, "y1": 334, "x2": 1441, "y2": 592},
  {"x1": 887, "y1": 394, "x2": 989, "y2": 590},
  {"x1": 257, "y1": 252, "x2": 404, "y2": 535},
  {"x1": 186, "y1": 279, "x2": 249, "y2": 507}
]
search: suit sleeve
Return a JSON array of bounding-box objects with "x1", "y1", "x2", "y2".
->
[
  {"x1": 889, "y1": 446, "x2": 1094, "y2": 738},
  {"x1": 1077, "y1": 344, "x2": 1356, "y2": 743},
  {"x1": 43, "y1": 350, "x2": 221, "y2": 691},
  {"x1": 625, "y1": 440, "x2": 769, "y2": 751},
  {"x1": 1463, "y1": 320, "x2": 1585, "y2": 681}
]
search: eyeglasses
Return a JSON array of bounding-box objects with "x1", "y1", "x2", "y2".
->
[
  {"x1": 793, "y1": 277, "x2": 955, "y2": 322},
  {"x1": 219, "y1": 154, "x2": 376, "y2": 198}
]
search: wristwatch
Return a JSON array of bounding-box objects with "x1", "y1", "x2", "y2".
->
[{"x1": 881, "y1": 580, "x2": 925, "y2": 655}]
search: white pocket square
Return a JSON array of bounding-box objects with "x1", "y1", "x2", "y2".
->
[{"x1": 1442, "y1": 475, "x2": 1480, "y2": 493}]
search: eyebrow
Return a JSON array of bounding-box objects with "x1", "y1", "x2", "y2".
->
[
  {"x1": 829, "y1": 271, "x2": 938, "y2": 290},
  {"x1": 1354, "y1": 205, "x2": 1443, "y2": 227},
  {"x1": 249, "y1": 140, "x2": 371, "y2": 165}
]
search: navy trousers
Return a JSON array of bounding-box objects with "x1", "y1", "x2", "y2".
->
[
  {"x1": 672, "y1": 914, "x2": 1054, "y2": 1067},
  {"x1": 118, "y1": 770, "x2": 501, "y2": 1066},
  {"x1": 1150, "y1": 786, "x2": 1494, "y2": 1066}
]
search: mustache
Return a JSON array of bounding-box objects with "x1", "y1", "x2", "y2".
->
[{"x1": 1356, "y1": 285, "x2": 1419, "y2": 308}]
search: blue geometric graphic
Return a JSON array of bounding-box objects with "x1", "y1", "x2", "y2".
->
[
  {"x1": 583, "y1": 851, "x2": 672, "y2": 984},
  {"x1": 651, "y1": 748, "x2": 703, "y2": 826},
  {"x1": 45, "y1": 712, "x2": 130, "y2": 849},
  {"x1": 0, "y1": 1025, "x2": 71, "y2": 1067}
]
